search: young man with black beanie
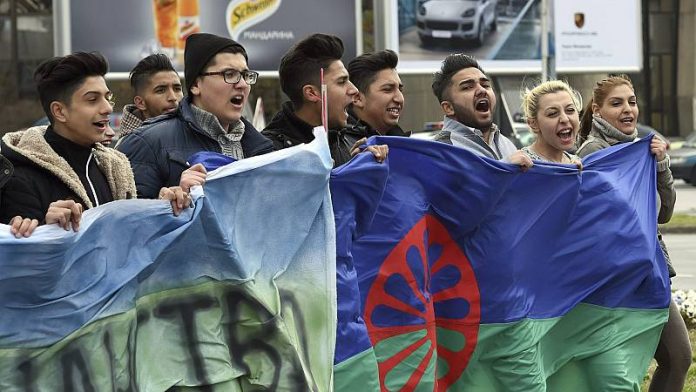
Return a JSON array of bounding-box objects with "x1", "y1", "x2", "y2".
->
[{"x1": 118, "y1": 33, "x2": 274, "y2": 198}]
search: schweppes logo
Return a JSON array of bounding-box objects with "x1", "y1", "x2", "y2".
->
[{"x1": 226, "y1": 0, "x2": 281, "y2": 40}]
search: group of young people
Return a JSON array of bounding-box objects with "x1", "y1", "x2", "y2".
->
[
  {"x1": 441, "y1": 55, "x2": 687, "y2": 390},
  {"x1": 0, "y1": 30, "x2": 690, "y2": 389}
]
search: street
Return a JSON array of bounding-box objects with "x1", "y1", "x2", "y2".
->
[
  {"x1": 675, "y1": 179, "x2": 696, "y2": 214},
  {"x1": 665, "y1": 234, "x2": 696, "y2": 290},
  {"x1": 664, "y1": 179, "x2": 696, "y2": 290}
]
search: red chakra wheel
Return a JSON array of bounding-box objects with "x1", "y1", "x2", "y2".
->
[{"x1": 364, "y1": 214, "x2": 480, "y2": 391}]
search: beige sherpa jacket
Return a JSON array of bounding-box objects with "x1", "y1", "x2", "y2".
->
[{"x1": 1, "y1": 126, "x2": 136, "y2": 209}]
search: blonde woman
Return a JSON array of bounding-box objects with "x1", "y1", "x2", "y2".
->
[{"x1": 520, "y1": 80, "x2": 582, "y2": 168}]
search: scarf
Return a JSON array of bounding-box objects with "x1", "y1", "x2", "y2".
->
[{"x1": 591, "y1": 115, "x2": 637, "y2": 145}]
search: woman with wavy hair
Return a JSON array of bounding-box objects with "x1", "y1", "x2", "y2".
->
[{"x1": 577, "y1": 75, "x2": 689, "y2": 392}]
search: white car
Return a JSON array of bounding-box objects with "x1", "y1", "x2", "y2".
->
[{"x1": 416, "y1": 0, "x2": 498, "y2": 47}]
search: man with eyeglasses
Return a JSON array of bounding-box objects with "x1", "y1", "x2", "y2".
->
[
  {"x1": 0, "y1": 51, "x2": 190, "y2": 238},
  {"x1": 118, "y1": 33, "x2": 274, "y2": 199}
]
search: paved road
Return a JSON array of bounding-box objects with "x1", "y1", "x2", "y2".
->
[
  {"x1": 675, "y1": 179, "x2": 696, "y2": 214},
  {"x1": 664, "y1": 234, "x2": 696, "y2": 290},
  {"x1": 664, "y1": 180, "x2": 695, "y2": 289}
]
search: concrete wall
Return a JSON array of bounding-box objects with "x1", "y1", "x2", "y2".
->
[
  {"x1": 677, "y1": 0, "x2": 696, "y2": 136},
  {"x1": 399, "y1": 73, "x2": 445, "y2": 132}
]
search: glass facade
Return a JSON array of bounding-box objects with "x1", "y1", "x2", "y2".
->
[{"x1": 0, "y1": 0, "x2": 52, "y2": 100}]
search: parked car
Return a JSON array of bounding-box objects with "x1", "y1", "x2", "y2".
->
[
  {"x1": 636, "y1": 123, "x2": 671, "y2": 150},
  {"x1": 509, "y1": 122, "x2": 534, "y2": 149},
  {"x1": 417, "y1": 0, "x2": 498, "y2": 47},
  {"x1": 411, "y1": 121, "x2": 443, "y2": 140},
  {"x1": 669, "y1": 132, "x2": 696, "y2": 185}
]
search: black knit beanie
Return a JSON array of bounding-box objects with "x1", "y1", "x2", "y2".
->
[{"x1": 184, "y1": 33, "x2": 248, "y2": 93}]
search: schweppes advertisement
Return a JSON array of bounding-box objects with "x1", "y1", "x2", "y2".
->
[
  {"x1": 227, "y1": 0, "x2": 281, "y2": 40},
  {"x1": 63, "y1": 0, "x2": 358, "y2": 73}
]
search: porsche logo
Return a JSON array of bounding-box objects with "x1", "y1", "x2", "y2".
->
[{"x1": 574, "y1": 12, "x2": 585, "y2": 29}]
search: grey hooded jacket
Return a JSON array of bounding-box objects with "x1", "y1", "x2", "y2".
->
[{"x1": 434, "y1": 117, "x2": 517, "y2": 161}]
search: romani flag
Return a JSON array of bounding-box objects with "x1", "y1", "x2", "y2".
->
[
  {"x1": 331, "y1": 135, "x2": 669, "y2": 391},
  {"x1": 0, "y1": 132, "x2": 669, "y2": 391}
]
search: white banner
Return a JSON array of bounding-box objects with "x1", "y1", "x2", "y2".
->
[{"x1": 554, "y1": 0, "x2": 642, "y2": 73}]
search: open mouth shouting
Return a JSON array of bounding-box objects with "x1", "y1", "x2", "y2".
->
[
  {"x1": 557, "y1": 127, "x2": 575, "y2": 145},
  {"x1": 475, "y1": 97, "x2": 490, "y2": 113},
  {"x1": 619, "y1": 115, "x2": 635, "y2": 127},
  {"x1": 93, "y1": 119, "x2": 109, "y2": 132},
  {"x1": 230, "y1": 94, "x2": 245, "y2": 108}
]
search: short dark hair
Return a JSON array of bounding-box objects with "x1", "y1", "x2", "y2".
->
[
  {"x1": 129, "y1": 53, "x2": 177, "y2": 94},
  {"x1": 431, "y1": 54, "x2": 484, "y2": 102},
  {"x1": 34, "y1": 51, "x2": 109, "y2": 123},
  {"x1": 278, "y1": 33, "x2": 344, "y2": 107},
  {"x1": 348, "y1": 50, "x2": 399, "y2": 94}
]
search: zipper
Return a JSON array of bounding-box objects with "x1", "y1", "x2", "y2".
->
[{"x1": 85, "y1": 152, "x2": 100, "y2": 207}]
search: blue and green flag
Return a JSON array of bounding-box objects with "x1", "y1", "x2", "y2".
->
[{"x1": 331, "y1": 135, "x2": 669, "y2": 391}]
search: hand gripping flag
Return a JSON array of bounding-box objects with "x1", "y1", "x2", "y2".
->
[
  {"x1": 331, "y1": 136, "x2": 669, "y2": 391},
  {"x1": 0, "y1": 131, "x2": 336, "y2": 391}
]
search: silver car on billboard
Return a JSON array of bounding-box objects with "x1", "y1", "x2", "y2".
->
[{"x1": 416, "y1": 0, "x2": 498, "y2": 47}]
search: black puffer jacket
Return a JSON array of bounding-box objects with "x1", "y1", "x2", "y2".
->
[
  {"x1": 0, "y1": 126, "x2": 136, "y2": 224},
  {"x1": 0, "y1": 154, "x2": 11, "y2": 190},
  {"x1": 117, "y1": 96, "x2": 274, "y2": 199},
  {"x1": 262, "y1": 102, "x2": 387, "y2": 167},
  {"x1": 0, "y1": 154, "x2": 12, "y2": 210}
]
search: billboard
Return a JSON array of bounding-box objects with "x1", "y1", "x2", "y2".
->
[
  {"x1": 391, "y1": 0, "x2": 642, "y2": 74},
  {"x1": 57, "y1": 0, "x2": 360, "y2": 76},
  {"x1": 391, "y1": 0, "x2": 543, "y2": 74},
  {"x1": 554, "y1": 0, "x2": 642, "y2": 73}
]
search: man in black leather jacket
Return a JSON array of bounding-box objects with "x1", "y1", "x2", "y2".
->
[
  {"x1": 262, "y1": 33, "x2": 387, "y2": 167},
  {"x1": 344, "y1": 50, "x2": 410, "y2": 143}
]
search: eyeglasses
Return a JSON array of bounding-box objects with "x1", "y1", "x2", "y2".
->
[{"x1": 200, "y1": 69, "x2": 259, "y2": 85}]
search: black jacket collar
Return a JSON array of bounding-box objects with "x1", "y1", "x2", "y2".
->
[
  {"x1": 346, "y1": 107, "x2": 410, "y2": 138},
  {"x1": 263, "y1": 101, "x2": 317, "y2": 147}
]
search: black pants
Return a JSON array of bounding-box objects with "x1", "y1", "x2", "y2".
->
[{"x1": 649, "y1": 299, "x2": 692, "y2": 392}]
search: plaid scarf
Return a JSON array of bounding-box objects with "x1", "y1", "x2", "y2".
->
[
  {"x1": 190, "y1": 104, "x2": 245, "y2": 160},
  {"x1": 119, "y1": 104, "x2": 145, "y2": 137}
]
